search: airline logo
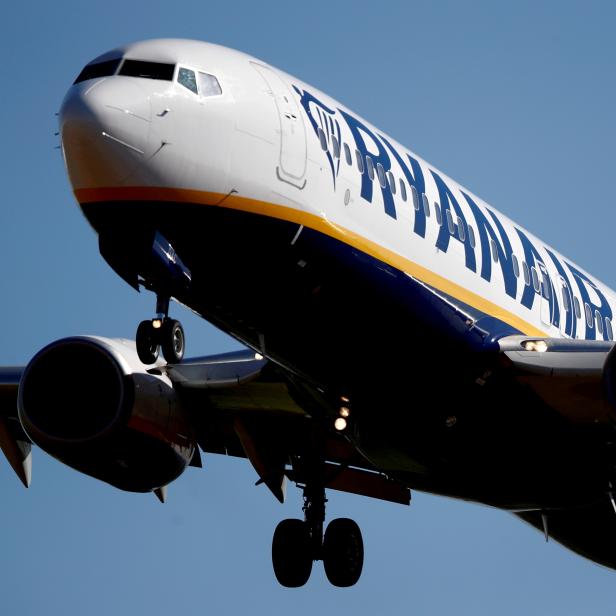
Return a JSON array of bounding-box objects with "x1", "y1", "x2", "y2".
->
[
  {"x1": 294, "y1": 86, "x2": 342, "y2": 188},
  {"x1": 294, "y1": 86, "x2": 612, "y2": 340}
]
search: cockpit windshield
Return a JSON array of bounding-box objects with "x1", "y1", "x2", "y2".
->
[
  {"x1": 73, "y1": 57, "x2": 221, "y2": 94},
  {"x1": 119, "y1": 60, "x2": 175, "y2": 80},
  {"x1": 73, "y1": 57, "x2": 176, "y2": 85},
  {"x1": 73, "y1": 58, "x2": 121, "y2": 84}
]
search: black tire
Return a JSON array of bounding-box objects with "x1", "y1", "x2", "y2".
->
[
  {"x1": 272, "y1": 519, "x2": 313, "y2": 588},
  {"x1": 161, "y1": 319, "x2": 185, "y2": 363},
  {"x1": 136, "y1": 320, "x2": 159, "y2": 364},
  {"x1": 323, "y1": 518, "x2": 364, "y2": 587}
]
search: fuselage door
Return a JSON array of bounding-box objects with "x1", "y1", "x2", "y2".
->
[{"x1": 251, "y1": 63, "x2": 307, "y2": 188}]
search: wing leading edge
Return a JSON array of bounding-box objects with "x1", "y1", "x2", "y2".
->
[{"x1": 498, "y1": 335, "x2": 616, "y2": 424}]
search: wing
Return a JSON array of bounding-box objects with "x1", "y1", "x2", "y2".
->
[
  {"x1": 164, "y1": 351, "x2": 410, "y2": 505},
  {"x1": 517, "y1": 502, "x2": 616, "y2": 569},
  {"x1": 0, "y1": 347, "x2": 409, "y2": 506},
  {"x1": 0, "y1": 367, "x2": 31, "y2": 487},
  {"x1": 496, "y1": 335, "x2": 616, "y2": 566},
  {"x1": 497, "y1": 335, "x2": 616, "y2": 424}
]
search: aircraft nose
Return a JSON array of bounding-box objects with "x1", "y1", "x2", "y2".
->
[{"x1": 60, "y1": 78, "x2": 153, "y2": 187}]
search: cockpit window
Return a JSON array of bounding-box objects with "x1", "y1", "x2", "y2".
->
[
  {"x1": 178, "y1": 67, "x2": 198, "y2": 94},
  {"x1": 119, "y1": 59, "x2": 175, "y2": 81},
  {"x1": 198, "y1": 72, "x2": 222, "y2": 97},
  {"x1": 177, "y1": 67, "x2": 222, "y2": 97},
  {"x1": 73, "y1": 58, "x2": 121, "y2": 84}
]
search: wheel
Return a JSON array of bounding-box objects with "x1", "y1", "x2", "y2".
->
[
  {"x1": 323, "y1": 518, "x2": 364, "y2": 587},
  {"x1": 160, "y1": 319, "x2": 185, "y2": 363},
  {"x1": 272, "y1": 519, "x2": 313, "y2": 587},
  {"x1": 136, "y1": 320, "x2": 159, "y2": 364}
]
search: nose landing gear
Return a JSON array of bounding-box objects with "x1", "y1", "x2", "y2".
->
[{"x1": 135, "y1": 294, "x2": 185, "y2": 365}]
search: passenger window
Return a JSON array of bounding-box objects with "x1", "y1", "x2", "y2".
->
[
  {"x1": 366, "y1": 156, "x2": 375, "y2": 180},
  {"x1": 491, "y1": 240, "x2": 499, "y2": 263},
  {"x1": 512, "y1": 254, "x2": 520, "y2": 278},
  {"x1": 399, "y1": 179, "x2": 407, "y2": 201},
  {"x1": 585, "y1": 303, "x2": 594, "y2": 328},
  {"x1": 446, "y1": 210, "x2": 455, "y2": 235},
  {"x1": 411, "y1": 186, "x2": 420, "y2": 211},
  {"x1": 318, "y1": 128, "x2": 328, "y2": 151},
  {"x1": 356, "y1": 149, "x2": 365, "y2": 174},
  {"x1": 541, "y1": 273, "x2": 550, "y2": 299},
  {"x1": 561, "y1": 284, "x2": 570, "y2": 311},
  {"x1": 198, "y1": 72, "x2": 222, "y2": 96},
  {"x1": 344, "y1": 143, "x2": 352, "y2": 165},
  {"x1": 387, "y1": 171, "x2": 396, "y2": 194},
  {"x1": 435, "y1": 203, "x2": 442, "y2": 226},
  {"x1": 531, "y1": 267, "x2": 540, "y2": 292},
  {"x1": 376, "y1": 163, "x2": 387, "y2": 188},
  {"x1": 332, "y1": 135, "x2": 341, "y2": 159},
  {"x1": 422, "y1": 194, "x2": 430, "y2": 217},
  {"x1": 596, "y1": 310, "x2": 604, "y2": 335},
  {"x1": 457, "y1": 217, "x2": 465, "y2": 241},
  {"x1": 522, "y1": 262, "x2": 530, "y2": 286},
  {"x1": 574, "y1": 296, "x2": 581, "y2": 319},
  {"x1": 606, "y1": 317, "x2": 613, "y2": 340},
  {"x1": 178, "y1": 67, "x2": 198, "y2": 94},
  {"x1": 468, "y1": 225, "x2": 476, "y2": 248}
]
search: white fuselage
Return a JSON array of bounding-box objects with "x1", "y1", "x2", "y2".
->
[{"x1": 60, "y1": 38, "x2": 616, "y2": 348}]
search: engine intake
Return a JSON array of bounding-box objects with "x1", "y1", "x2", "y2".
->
[
  {"x1": 20, "y1": 340, "x2": 127, "y2": 442},
  {"x1": 17, "y1": 336, "x2": 195, "y2": 492}
]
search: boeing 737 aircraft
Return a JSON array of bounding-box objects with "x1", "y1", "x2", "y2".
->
[{"x1": 2, "y1": 38, "x2": 616, "y2": 587}]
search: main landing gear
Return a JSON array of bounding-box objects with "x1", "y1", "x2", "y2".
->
[
  {"x1": 135, "y1": 294, "x2": 185, "y2": 365},
  {"x1": 272, "y1": 460, "x2": 364, "y2": 587}
]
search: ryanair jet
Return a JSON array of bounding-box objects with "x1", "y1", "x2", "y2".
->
[{"x1": 2, "y1": 39, "x2": 616, "y2": 587}]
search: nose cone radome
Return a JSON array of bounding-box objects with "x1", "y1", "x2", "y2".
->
[{"x1": 60, "y1": 78, "x2": 153, "y2": 188}]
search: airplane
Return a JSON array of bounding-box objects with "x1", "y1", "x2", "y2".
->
[{"x1": 1, "y1": 37, "x2": 616, "y2": 588}]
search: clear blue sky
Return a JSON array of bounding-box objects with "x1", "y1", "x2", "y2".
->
[{"x1": 2, "y1": 1, "x2": 615, "y2": 613}]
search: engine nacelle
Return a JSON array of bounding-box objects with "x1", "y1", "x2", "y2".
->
[{"x1": 18, "y1": 336, "x2": 196, "y2": 492}]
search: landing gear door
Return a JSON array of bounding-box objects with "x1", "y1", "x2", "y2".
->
[{"x1": 251, "y1": 63, "x2": 307, "y2": 189}]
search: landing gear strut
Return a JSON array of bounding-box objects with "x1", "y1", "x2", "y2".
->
[
  {"x1": 135, "y1": 294, "x2": 185, "y2": 365},
  {"x1": 272, "y1": 456, "x2": 364, "y2": 587}
]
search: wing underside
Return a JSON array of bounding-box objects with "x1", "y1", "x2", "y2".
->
[{"x1": 5, "y1": 336, "x2": 616, "y2": 567}]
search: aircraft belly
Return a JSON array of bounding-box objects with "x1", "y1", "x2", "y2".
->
[
  {"x1": 82, "y1": 198, "x2": 490, "y2": 382},
  {"x1": 80, "y1": 197, "x2": 608, "y2": 510}
]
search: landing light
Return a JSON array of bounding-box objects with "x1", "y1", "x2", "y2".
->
[
  {"x1": 339, "y1": 406, "x2": 350, "y2": 418},
  {"x1": 152, "y1": 319, "x2": 162, "y2": 329},
  {"x1": 254, "y1": 353, "x2": 264, "y2": 360},
  {"x1": 334, "y1": 418, "x2": 347, "y2": 431},
  {"x1": 340, "y1": 396, "x2": 350, "y2": 403},
  {"x1": 522, "y1": 340, "x2": 548, "y2": 353}
]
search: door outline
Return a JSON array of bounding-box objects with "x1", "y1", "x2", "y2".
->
[{"x1": 251, "y1": 63, "x2": 307, "y2": 188}]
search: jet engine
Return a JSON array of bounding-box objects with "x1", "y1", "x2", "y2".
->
[{"x1": 18, "y1": 336, "x2": 196, "y2": 492}]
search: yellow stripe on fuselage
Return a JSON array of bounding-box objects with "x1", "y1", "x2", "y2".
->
[{"x1": 75, "y1": 186, "x2": 547, "y2": 337}]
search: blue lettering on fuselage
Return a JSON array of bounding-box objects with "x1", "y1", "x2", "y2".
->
[
  {"x1": 515, "y1": 229, "x2": 560, "y2": 327},
  {"x1": 338, "y1": 110, "x2": 397, "y2": 220},
  {"x1": 293, "y1": 87, "x2": 615, "y2": 337},
  {"x1": 380, "y1": 136, "x2": 428, "y2": 237},
  {"x1": 430, "y1": 171, "x2": 476, "y2": 272},
  {"x1": 566, "y1": 264, "x2": 612, "y2": 340},
  {"x1": 545, "y1": 249, "x2": 577, "y2": 338},
  {"x1": 462, "y1": 193, "x2": 516, "y2": 299}
]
